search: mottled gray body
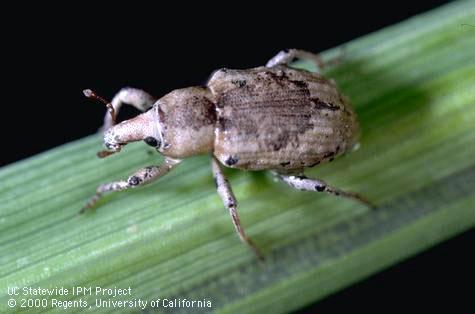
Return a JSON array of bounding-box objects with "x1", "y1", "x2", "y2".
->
[
  {"x1": 208, "y1": 66, "x2": 359, "y2": 171},
  {"x1": 81, "y1": 49, "x2": 373, "y2": 260}
]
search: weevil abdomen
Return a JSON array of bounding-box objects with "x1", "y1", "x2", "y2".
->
[{"x1": 208, "y1": 66, "x2": 360, "y2": 171}]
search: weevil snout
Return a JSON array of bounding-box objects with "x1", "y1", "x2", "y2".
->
[
  {"x1": 98, "y1": 109, "x2": 160, "y2": 158},
  {"x1": 102, "y1": 128, "x2": 123, "y2": 150},
  {"x1": 83, "y1": 88, "x2": 161, "y2": 158}
]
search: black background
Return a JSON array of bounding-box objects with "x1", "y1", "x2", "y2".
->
[{"x1": 3, "y1": 1, "x2": 473, "y2": 312}]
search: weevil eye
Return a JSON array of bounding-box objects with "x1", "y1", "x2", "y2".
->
[{"x1": 144, "y1": 136, "x2": 160, "y2": 147}]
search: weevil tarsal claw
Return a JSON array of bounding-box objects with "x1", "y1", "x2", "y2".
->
[
  {"x1": 97, "y1": 142, "x2": 123, "y2": 158},
  {"x1": 97, "y1": 150, "x2": 118, "y2": 158}
]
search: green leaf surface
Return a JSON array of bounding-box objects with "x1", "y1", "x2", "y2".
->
[{"x1": 1, "y1": 1, "x2": 475, "y2": 313}]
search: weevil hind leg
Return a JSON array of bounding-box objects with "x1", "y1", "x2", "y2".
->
[
  {"x1": 80, "y1": 157, "x2": 181, "y2": 214},
  {"x1": 103, "y1": 87, "x2": 157, "y2": 130},
  {"x1": 266, "y1": 49, "x2": 342, "y2": 72},
  {"x1": 272, "y1": 171, "x2": 375, "y2": 209},
  {"x1": 211, "y1": 157, "x2": 264, "y2": 260}
]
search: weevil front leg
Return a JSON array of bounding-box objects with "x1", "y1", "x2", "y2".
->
[
  {"x1": 80, "y1": 157, "x2": 181, "y2": 214},
  {"x1": 266, "y1": 48, "x2": 342, "y2": 71},
  {"x1": 273, "y1": 171, "x2": 375, "y2": 209},
  {"x1": 103, "y1": 87, "x2": 157, "y2": 130},
  {"x1": 211, "y1": 157, "x2": 264, "y2": 260}
]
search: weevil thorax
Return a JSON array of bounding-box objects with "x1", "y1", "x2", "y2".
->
[{"x1": 154, "y1": 87, "x2": 216, "y2": 158}]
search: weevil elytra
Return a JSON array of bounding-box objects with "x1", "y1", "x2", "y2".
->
[{"x1": 81, "y1": 49, "x2": 374, "y2": 260}]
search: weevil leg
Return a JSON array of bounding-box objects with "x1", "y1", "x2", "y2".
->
[
  {"x1": 80, "y1": 157, "x2": 181, "y2": 214},
  {"x1": 266, "y1": 48, "x2": 342, "y2": 71},
  {"x1": 211, "y1": 157, "x2": 264, "y2": 260},
  {"x1": 273, "y1": 171, "x2": 375, "y2": 209},
  {"x1": 103, "y1": 87, "x2": 157, "y2": 130}
]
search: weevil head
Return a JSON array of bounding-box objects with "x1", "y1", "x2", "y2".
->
[
  {"x1": 100, "y1": 86, "x2": 216, "y2": 159},
  {"x1": 100, "y1": 108, "x2": 162, "y2": 157}
]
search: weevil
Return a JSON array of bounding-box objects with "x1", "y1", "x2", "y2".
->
[{"x1": 81, "y1": 49, "x2": 374, "y2": 260}]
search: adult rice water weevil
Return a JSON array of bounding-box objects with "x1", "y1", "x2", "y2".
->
[{"x1": 81, "y1": 49, "x2": 374, "y2": 260}]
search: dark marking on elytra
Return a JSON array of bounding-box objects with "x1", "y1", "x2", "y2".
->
[
  {"x1": 289, "y1": 79, "x2": 308, "y2": 90},
  {"x1": 324, "y1": 151, "x2": 336, "y2": 158},
  {"x1": 270, "y1": 131, "x2": 290, "y2": 151},
  {"x1": 312, "y1": 98, "x2": 340, "y2": 111},
  {"x1": 259, "y1": 70, "x2": 308, "y2": 91},
  {"x1": 266, "y1": 121, "x2": 312, "y2": 152},
  {"x1": 280, "y1": 161, "x2": 291, "y2": 167},
  {"x1": 225, "y1": 156, "x2": 239, "y2": 166},
  {"x1": 296, "y1": 114, "x2": 314, "y2": 134},
  {"x1": 213, "y1": 177, "x2": 218, "y2": 188}
]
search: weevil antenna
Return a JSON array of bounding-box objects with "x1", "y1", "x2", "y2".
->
[{"x1": 83, "y1": 89, "x2": 116, "y2": 125}]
